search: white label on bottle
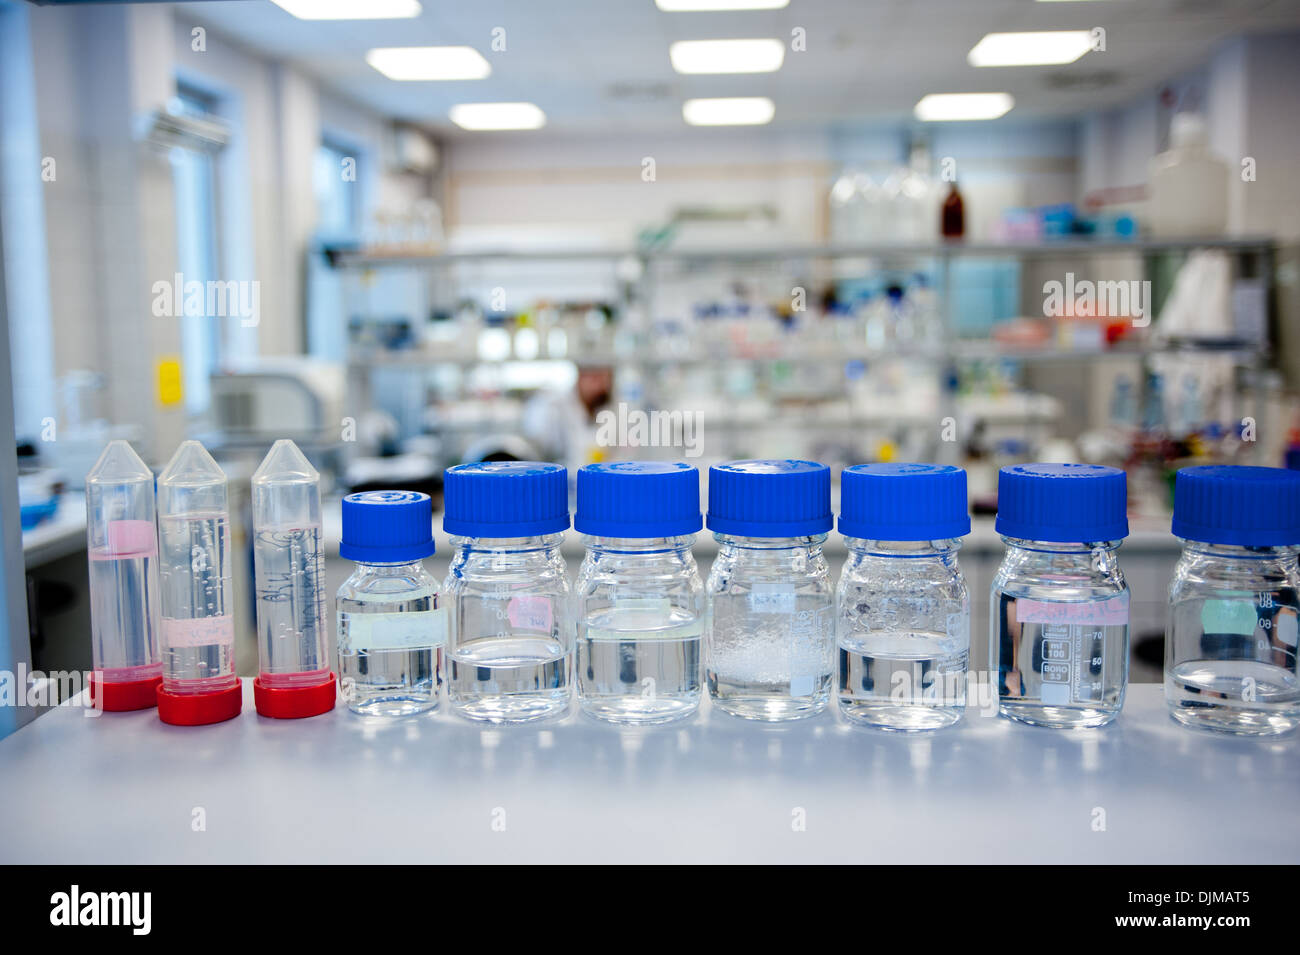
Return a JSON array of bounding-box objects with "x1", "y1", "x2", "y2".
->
[
  {"x1": 1018, "y1": 595, "x2": 1127, "y2": 705},
  {"x1": 161, "y1": 615, "x2": 233, "y2": 650},
  {"x1": 787, "y1": 604, "x2": 832, "y2": 697},
  {"x1": 749, "y1": 583, "x2": 796, "y2": 615},
  {"x1": 613, "y1": 597, "x2": 672, "y2": 614},
  {"x1": 342, "y1": 608, "x2": 447, "y2": 652}
]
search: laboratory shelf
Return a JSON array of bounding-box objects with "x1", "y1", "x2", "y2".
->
[
  {"x1": 328, "y1": 236, "x2": 1279, "y2": 270},
  {"x1": 0, "y1": 683, "x2": 1293, "y2": 864},
  {"x1": 348, "y1": 340, "x2": 1265, "y2": 372}
]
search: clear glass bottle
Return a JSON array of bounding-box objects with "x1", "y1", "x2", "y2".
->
[
  {"x1": 84, "y1": 440, "x2": 163, "y2": 711},
  {"x1": 990, "y1": 463, "x2": 1130, "y2": 729},
  {"x1": 442, "y1": 462, "x2": 572, "y2": 723},
  {"x1": 336, "y1": 490, "x2": 444, "y2": 717},
  {"x1": 575, "y1": 462, "x2": 704, "y2": 725},
  {"x1": 1165, "y1": 465, "x2": 1300, "y2": 736},
  {"x1": 835, "y1": 464, "x2": 971, "y2": 731},
  {"x1": 705, "y1": 460, "x2": 834, "y2": 721},
  {"x1": 251, "y1": 440, "x2": 335, "y2": 719},
  {"x1": 155, "y1": 440, "x2": 243, "y2": 725}
]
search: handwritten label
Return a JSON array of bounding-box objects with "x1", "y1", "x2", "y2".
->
[
  {"x1": 749, "y1": 583, "x2": 796, "y2": 615},
  {"x1": 342, "y1": 608, "x2": 447, "y2": 652},
  {"x1": 507, "y1": 596, "x2": 554, "y2": 633},
  {"x1": 161, "y1": 615, "x2": 233, "y2": 650}
]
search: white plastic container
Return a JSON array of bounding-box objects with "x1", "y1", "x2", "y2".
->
[{"x1": 1148, "y1": 113, "x2": 1229, "y2": 238}]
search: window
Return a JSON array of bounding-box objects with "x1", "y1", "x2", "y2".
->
[
  {"x1": 307, "y1": 137, "x2": 363, "y2": 360},
  {"x1": 313, "y1": 140, "x2": 360, "y2": 239},
  {"x1": 169, "y1": 85, "x2": 222, "y2": 415}
]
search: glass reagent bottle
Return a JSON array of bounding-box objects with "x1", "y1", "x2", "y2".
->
[
  {"x1": 836, "y1": 463, "x2": 972, "y2": 731},
  {"x1": 337, "y1": 490, "x2": 444, "y2": 717},
  {"x1": 706, "y1": 459, "x2": 834, "y2": 721},
  {"x1": 575, "y1": 462, "x2": 704, "y2": 725},
  {"x1": 990, "y1": 463, "x2": 1130, "y2": 729},
  {"x1": 1165, "y1": 465, "x2": 1300, "y2": 736},
  {"x1": 443, "y1": 461, "x2": 572, "y2": 723}
]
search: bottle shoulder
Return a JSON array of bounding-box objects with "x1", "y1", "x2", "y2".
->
[
  {"x1": 991, "y1": 545, "x2": 1127, "y2": 600},
  {"x1": 839, "y1": 550, "x2": 967, "y2": 593},
  {"x1": 575, "y1": 549, "x2": 704, "y2": 604},
  {"x1": 1169, "y1": 548, "x2": 1300, "y2": 600},
  {"x1": 444, "y1": 548, "x2": 570, "y2": 596},
  {"x1": 338, "y1": 563, "x2": 440, "y2": 603},
  {"x1": 707, "y1": 547, "x2": 832, "y2": 597}
]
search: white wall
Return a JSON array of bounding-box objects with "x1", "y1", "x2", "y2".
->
[
  {"x1": 1234, "y1": 33, "x2": 1300, "y2": 242},
  {"x1": 16, "y1": 4, "x2": 422, "y2": 457},
  {"x1": 1, "y1": 2, "x2": 57, "y2": 444},
  {"x1": 444, "y1": 119, "x2": 1079, "y2": 250},
  {"x1": 446, "y1": 127, "x2": 833, "y2": 249}
]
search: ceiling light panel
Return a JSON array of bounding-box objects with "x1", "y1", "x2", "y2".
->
[
  {"x1": 968, "y1": 31, "x2": 1094, "y2": 67},
  {"x1": 670, "y1": 39, "x2": 785, "y2": 75},
  {"x1": 273, "y1": 0, "x2": 421, "y2": 20},
  {"x1": 450, "y1": 102, "x2": 547, "y2": 131},
  {"x1": 682, "y1": 96, "x2": 775, "y2": 125},
  {"x1": 656, "y1": 0, "x2": 789, "y2": 9},
  {"x1": 366, "y1": 46, "x2": 491, "y2": 81},
  {"x1": 914, "y1": 93, "x2": 1015, "y2": 121}
]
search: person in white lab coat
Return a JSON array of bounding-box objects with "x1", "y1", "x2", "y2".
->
[{"x1": 522, "y1": 363, "x2": 614, "y2": 472}]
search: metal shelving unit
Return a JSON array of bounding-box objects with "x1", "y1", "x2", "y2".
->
[{"x1": 329, "y1": 236, "x2": 1278, "y2": 467}]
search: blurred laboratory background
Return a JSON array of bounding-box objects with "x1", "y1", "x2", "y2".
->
[{"x1": 4, "y1": 0, "x2": 1300, "y2": 697}]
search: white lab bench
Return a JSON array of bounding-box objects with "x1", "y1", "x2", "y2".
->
[{"x1": 0, "y1": 682, "x2": 1293, "y2": 864}]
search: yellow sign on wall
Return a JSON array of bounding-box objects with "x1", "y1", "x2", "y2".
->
[{"x1": 157, "y1": 357, "x2": 183, "y2": 407}]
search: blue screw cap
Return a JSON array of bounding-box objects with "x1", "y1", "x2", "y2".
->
[
  {"x1": 839, "y1": 463, "x2": 971, "y2": 541},
  {"x1": 575, "y1": 461, "x2": 701, "y2": 538},
  {"x1": 995, "y1": 463, "x2": 1128, "y2": 543},
  {"x1": 443, "y1": 461, "x2": 569, "y2": 538},
  {"x1": 1172, "y1": 465, "x2": 1300, "y2": 547},
  {"x1": 340, "y1": 490, "x2": 435, "y2": 563},
  {"x1": 707, "y1": 459, "x2": 831, "y2": 537}
]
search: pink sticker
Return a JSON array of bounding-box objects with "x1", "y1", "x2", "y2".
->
[
  {"x1": 507, "y1": 596, "x2": 553, "y2": 633},
  {"x1": 97, "y1": 663, "x2": 162, "y2": 683},
  {"x1": 161, "y1": 615, "x2": 234, "y2": 649},
  {"x1": 1016, "y1": 593, "x2": 1129, "y2": 626},
  {"x1": 100, "y1": 519, "x2": 157, "y2": 558}
]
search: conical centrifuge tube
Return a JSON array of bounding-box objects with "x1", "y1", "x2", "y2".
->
[
  {"x1": 251, "y1": 439, "x2": 335, "y2": 718},
  {"x1": 155, "y1": 440, "x2": 242, "y2": 725},
  {"x1": 85, "y1": 440, "x2": 163, "y2": 711}
]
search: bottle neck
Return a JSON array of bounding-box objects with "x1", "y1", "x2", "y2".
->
[
  {"x1": 845, "y1": 537, "x2": 962, "y2": 558},
  {"x1": 449, "y1": 533, "x2": 564, "y2": 555},
  {"x1": 1178, "y1": 540, "x2": 1300, "y2": 561},
  {"x1": 713, "y1": 533, "x2": 827, "y2": 551},
  {"x1": 351, "y1": 559, "x2": 430, "y2": 575},
  {"x1": 581, "y1": 534, "x2": 695, "y2": 555},
  {"x1": 1000, "y1": 536, "x2": 1121, "y2": 556},
  {"x1": 998, "y1": 537, "x2": 1124, "y2": 581}
]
